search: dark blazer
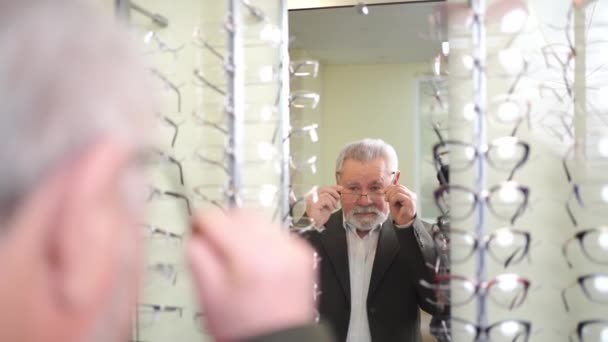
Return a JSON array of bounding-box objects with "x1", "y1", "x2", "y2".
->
[
  {"x1": 304, "y1": 210, "x2": 439, "y2": 342},
  {"x1": 246, "y1": 324, "x2": 335, "y2": 342}
]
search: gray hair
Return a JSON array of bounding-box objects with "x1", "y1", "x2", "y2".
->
[
  {"x1": 0, "y1": 0, "x2": 153, "y2": 219},
  {"x1": 335, "y1": 138, "x2": 399, "y2": 176}
]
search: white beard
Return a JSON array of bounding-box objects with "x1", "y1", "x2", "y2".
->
[{"x1": 345, "y1": 206, "x2": 388, "y2": 231}]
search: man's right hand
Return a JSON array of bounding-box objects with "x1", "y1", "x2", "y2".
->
[{"x1": 305, "y1": 185, "x2": 342, "y2": 228}]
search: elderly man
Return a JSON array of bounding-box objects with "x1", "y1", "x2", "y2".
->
[
  {"x1": 304, "y1": 139, "x2": 440, "y2": 342},
  {"x1": 0, "y1": 1, "x2": 331, "y2": 342}
]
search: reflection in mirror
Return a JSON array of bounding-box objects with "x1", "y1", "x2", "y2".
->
[{"x1": 289, "y1": 2, "x2": 448, "y2": 342}]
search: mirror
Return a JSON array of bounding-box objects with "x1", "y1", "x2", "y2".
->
[
  {"x1": 288, "y1": 2, "x2": 447, "y2": 341},
  {"x1": 289, "y1": 1, "x2": 447, "y2": 221}
]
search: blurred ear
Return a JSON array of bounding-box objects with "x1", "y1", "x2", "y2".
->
[
  {"x1": 393, "y1": 171, "x2": 401, "y2": 184},
  {"x1": 46, "y1": 140, "x2": 134, "y2": 316},
  {"x1": 0, "y1": 147, "x2": 74, "y2": 342}
]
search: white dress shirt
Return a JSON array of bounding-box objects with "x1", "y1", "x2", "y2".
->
[{"x1": 344, "y1": 221, "x2": 382, "y2": 342}]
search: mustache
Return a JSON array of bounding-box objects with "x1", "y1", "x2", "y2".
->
[{"x1": 352, "y1": 206, "x2": 382, "y2": 215}]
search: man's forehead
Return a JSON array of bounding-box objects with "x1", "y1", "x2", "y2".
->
[
  {"x1": 339, "y1": 159, "x2": 390, "y2": 181},
  {"x1": 342, "y1": 158, "x2": 389, "y2": 171}
]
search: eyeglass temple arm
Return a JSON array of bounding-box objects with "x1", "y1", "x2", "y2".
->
[
  {"x1": 146, "y1": 187, "x2": 161, "y2": 201},
  {"x1": 164, "y1": 191, "x2": 192, "y2": 216},
  {"x1": 290, "y1": 60, "x2": 320, "y2": 77},
  {"x1": 281, "y1": 124, "x2": 318, "y2": 144},
  {"x1": 566, "y1": 200, "x2": 579, "y2": 227},
  {"x1": 426, "y1": 259, "x2": 444, "y2": 274},
  {"x1": 506, "y1": 168, "x2": 517, "y2": 181},
  {"x1": 506, "y1": 60, "x2": 528, "y2": 96},
  {"x1": 161, "y1": 117, "x2": 179, "y2": 147},
  {"x1": 167, "y1": 156, "x2": 184, "y2": 185},
  {"x1": 193, "y1": 69, "x2": 226, "y2": 96},
  {"x1": 149, "y1": 68, "x2": 182, "y2": 112},
  {"x1": 193, "y1": 37, "x2": 225, "y2": 61},
  {"x1": 419, "y1": 279, "x2": 449, "y2": 310},
  {"x1": 288, "y1": 92, "x2": 320, "y2": 109},
  {"x1": 441, "y1": 320, "x2": 452, "y2": 342},
  {"x1": 429, "y1": 78, "x2": 445, "y2": 100},
  {"x1": 195, "y1": 154, "x2": 230, "y2": 174},
  {"x1": 509, "y1": 198, "x2": 528, "y2": 225},
  {"x1": 560, "y1": 114, "x2": 575, "y2": 138},
  {"x1": 130, "y1": 2, "x2": 168, "y2": 27},
  {"x1": 508, "y1": 288, "x2": 526, "y2": 310},
  {"x1": 510, "y1": 330, "x2": 527, "y2": 342},
  {"x1": 503, "y1": 247, "x2": 522, "y2": 268},
  {"x1": 561, "y1": 287, "x2": 571, "y2": 312},
  {"x1": 194, "y1": 190, "x2": 226, "y2": 211},
  {"x1": 198, "y1": 119, "x2": 228, "y2": 134},
  {"x1": 149, "y1": 148, "x2": 184, "y2": 185},
  {"x1": 562, "y1": 153, "x2": 573, "y2": 183},
  {"x1": 562, "y1": 239, "x2": 575, "y2": 268},
  {"x1": 522, "y1": 102, "x2": 531, "y2": 136},
  {"x1": 150, "y1": 227, "x2": 183, "y2": 241},
  {"x1": 241, "y1": 0, "x2": 266, "y2": 21},
  {"x1": 432, "y1": 123, "x2": 446, "y2": 144},
  {"x1": 172, "y1": 306, "x2": 184, "y2": 317}
]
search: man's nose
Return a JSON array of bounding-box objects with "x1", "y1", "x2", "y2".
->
[{"x1": 356, "y1": 193, "x2": 372, "y2": 205}]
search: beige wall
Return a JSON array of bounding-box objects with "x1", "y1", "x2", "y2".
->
[{"x1": 319, "y1": 62, "x2": 427, "y2": 188}]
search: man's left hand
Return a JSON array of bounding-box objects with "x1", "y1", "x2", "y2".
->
[{"x1": 385, "y1": 184, "x2": 417, "y2": 226}]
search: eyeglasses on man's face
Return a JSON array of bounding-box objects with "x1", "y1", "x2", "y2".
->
[
  {"x1": 336, "y1": 172, "x2": 397, "y2": 202},
  {"x1": 339, "y1": 188, "x2": 386, "y2": 203}
]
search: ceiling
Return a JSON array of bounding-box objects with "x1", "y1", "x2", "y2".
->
[
  {"x1": 288, "y1": 0, "x2": 434, "y2": 10},
  {"x1": 288, "y1": 1, "x2": 445, "y2": 64}
]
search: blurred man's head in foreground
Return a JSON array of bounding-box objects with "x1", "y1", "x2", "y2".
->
[{"x1": 0, "y1": 1, "x2": 152, "y2": 341}]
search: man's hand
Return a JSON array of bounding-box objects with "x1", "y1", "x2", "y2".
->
[
  {"x1": 305, "y1": 185, "x2": 342, "y2": 228},
  {"x1": 385, "y1": 184, "x2": 417, "y2": 226},
  {"x1": 187, "y1": 209, "x2": 316, "y2": 341}
]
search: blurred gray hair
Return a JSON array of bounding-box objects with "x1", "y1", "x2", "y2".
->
[
  {"x1": 335, "y1": 138, "x2": 399, "y2": 176},
  {"x1": 0, "y1": 0, "x2": 153, "y2": 220}
]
